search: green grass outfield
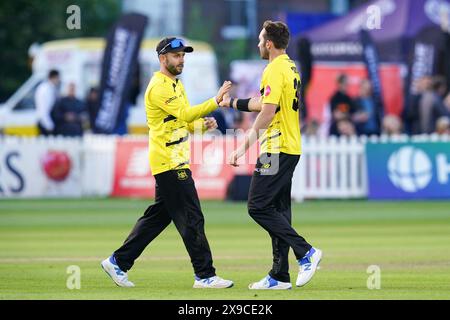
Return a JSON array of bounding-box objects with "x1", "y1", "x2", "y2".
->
[{"x1": 0, "y1": 199, "x2": 449, "y2": 300}]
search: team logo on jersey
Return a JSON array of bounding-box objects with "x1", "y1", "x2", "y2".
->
[
  {"x1": 177, "y1": 170, "x2": 188, "y2": 180},
  {"x1": 265, "y1": 85, "x2": 271, "y2": 96}
]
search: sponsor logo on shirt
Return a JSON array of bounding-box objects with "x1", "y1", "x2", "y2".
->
[{"x1": 165, "y1": 96, "x2": 177, "y2": 104}]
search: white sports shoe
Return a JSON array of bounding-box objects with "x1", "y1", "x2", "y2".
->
[
  {"x1": 249, "y1": 275, "x2": 292, "y2": 290},
  {"x1": 101, "y1": 255, "x2": 135, "y2": 287},
  {"x1": 193, "y1": 275, "x2": 234, "y2": 289},
  {"x1": 296, "y1": 247, "x2": 322, "y2": 287}
]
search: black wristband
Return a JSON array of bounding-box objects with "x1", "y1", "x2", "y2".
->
[
  {"x1": 236, "y1": 98, "x2": 251, "y2": 112},
  {"x1": 229, "y1": 98, "x2": 235, "y2": 109}
]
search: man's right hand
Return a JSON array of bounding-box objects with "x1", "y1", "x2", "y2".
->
[
  {"x1": 219, "y1": 93, "x2": 232, "y2": 108},
  {"x1": 215, "y1": 81, "x2": 232, "y2": 104}
]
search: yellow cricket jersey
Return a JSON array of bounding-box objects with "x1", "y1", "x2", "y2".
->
[
  {"x1": 260, "y1": 54, "x2": 302, "y2": 155},
  {"x1": 145, "y1": 71, "x2": 218, "y2": 175}
]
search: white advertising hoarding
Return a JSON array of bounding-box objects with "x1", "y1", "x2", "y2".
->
[{"x1": 0, "y1": 137, "x2": 82, "y2": 198}]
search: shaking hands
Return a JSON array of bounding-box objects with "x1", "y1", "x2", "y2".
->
[{"x1": 215, "y1": 81, "x2": 232, "y2": 105}]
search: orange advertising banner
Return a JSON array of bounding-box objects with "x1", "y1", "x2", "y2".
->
[{"x1": 112, "y1": 136, "x2": 258, "y2": 199}]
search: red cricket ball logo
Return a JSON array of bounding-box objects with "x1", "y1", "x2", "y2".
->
[
  {"x1": 265, "y1": 85, "x2": 271, "y2": 96},
  {"x1": 41, "y1": 150, "x2": 72, "y2": 182}
]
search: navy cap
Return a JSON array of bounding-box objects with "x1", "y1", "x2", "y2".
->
[{"x1": 156, "y1": 37, "x2": 194, "y2": 56}]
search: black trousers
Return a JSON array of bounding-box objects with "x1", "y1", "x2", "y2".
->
[
  {"x1": 114, "y1": 169, "x2": 216, "y2": 279},
  {"x1": 248, "y1": 153, "x2": 311, "y2": 283}
]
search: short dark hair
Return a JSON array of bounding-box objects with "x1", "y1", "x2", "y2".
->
[
  {"x1": 48, "y1": 69, "x2": 59, "y2": 79},
  {"x1": 262, "y1": 20, "x2": 290, "y2": 49}
]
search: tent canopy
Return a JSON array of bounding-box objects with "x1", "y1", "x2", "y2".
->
[{"x1": 296, "y1": 0, "x2": 449, "y2": 62}]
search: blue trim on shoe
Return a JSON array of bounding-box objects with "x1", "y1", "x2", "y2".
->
[
  {"x1": 195, "y1": 276, "x2": 215, "y2": 284},
  {"x1": 267, "y1": 276, "x2": 279, "y2": 288},
  {"x1": 109, "y1": 255, "x2": 117, "y2": 265},
  {"x1": 114, "y1": 267, "x2": 124, "y2": 276},
  {"x1": 109, "y1": 255, "x2": 125, "y2": 276},
  {"x1": 305, "y1": 247, "x2": 316, "y2": 258},
  {"x1": 299, "y1": 247, "x2": 316, "y2": 266}
]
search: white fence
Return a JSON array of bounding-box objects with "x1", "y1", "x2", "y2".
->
[
  {"x1": 292, "y1": 136, "x2": 367, "y2": 201},
  {"x1": 3, "y1": 134, "x2": 447, "y2": 200}
]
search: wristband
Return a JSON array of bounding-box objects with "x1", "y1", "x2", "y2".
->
[
  {"x1": 236, "y1": 98, "x2": 251, "y2": 112},
  {"x1": 229, "y1": 98, "x2": 235, "y2": 109}
]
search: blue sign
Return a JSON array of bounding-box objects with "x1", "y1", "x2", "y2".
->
[{"x1": 366, "y1": 142, "x2": 450, "y2": 199}]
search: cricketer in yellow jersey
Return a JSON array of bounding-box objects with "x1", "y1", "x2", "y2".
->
[
  {"x1": 102, "y1": 37, "x2": 233, "y2": 289},
  {"x1": 222, "y1": 21, "x2": 322, "y2": 290}
]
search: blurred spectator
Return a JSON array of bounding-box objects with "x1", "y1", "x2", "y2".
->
[
  {"x1": 114, "y1": 104, "x2": 129, "y2": 135},
  {"x1": 382, "y1": 114, "x2": 403, "y2": 135},
  {"x1": 336, "y1": 119, "x2": 356, "y2": 137},
  {"x1": 444, "y1": 93, "x2": 450, "y2": 116},
  {"x1": 433, "y1": 76, "x2": 448, "y2": 115},
  {"x1": 51, "y1": 83, "x2": 87, "y2": 137},
  {"x1": 233, "y1": 112, "x2": 253, "y2": 132},
  {"x1": 436, "y1": 93, "x2": 450, "y2": 134},
  {"x1": 436, "y1": 117, "x2": 450, "y2": 135},
  {"x1": 409, "y1": 76, "x2": 447, "y2": 134},
  {"x1": 329, "y1": 74, "x2": 357, "y2": 136},
  {"x1": 35, "y1": 69, "x2": 60, "y2": 135},
  {"x1": 353, "y1": 79, "x2": 380, "y2": 136},
  {"x1": 404, "y1": 76, "x2": 428, "y2": 134},
  {"x1": 434, "y1": 76, "x2": 448, "y2": 100},
  {"x1": 304, "y1": 119, "x2": 320, "y2": 136},
  {"x1": 86, "y1": 87, "x2": 100, "y2": 132}
]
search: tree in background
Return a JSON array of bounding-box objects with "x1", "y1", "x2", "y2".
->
[
  {"x1": 184, "y1": 0, "x2": 254, "y2": 84},
  {"x1": 0, "y1": 0, "x2": 121, "y2": 102},
  {"x1": 184, "y1": 1, "x2": 214, "y2": 44}
]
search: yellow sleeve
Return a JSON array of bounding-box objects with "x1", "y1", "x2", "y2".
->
[
  {"x1": 150, "y1": 85, "x2": 218, "y2": 123},
  {"x1": 261, "y1": 67, "x2": 283, "y2": 105},
  {"x1": 187, "y1": 118, "x2": 207, "y2": 134}
]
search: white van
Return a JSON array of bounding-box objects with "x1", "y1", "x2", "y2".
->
[{"x1": 0, "y1": 38, "x2": 220, "y2": 135}]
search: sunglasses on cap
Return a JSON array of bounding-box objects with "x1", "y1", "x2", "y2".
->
[{"x1": 158, "y1": 38, "x2": 191, "y2": 56}]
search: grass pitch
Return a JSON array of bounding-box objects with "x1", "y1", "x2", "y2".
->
[{"x1": 0, "y1": 199, "x2": 449, "y2": 300}]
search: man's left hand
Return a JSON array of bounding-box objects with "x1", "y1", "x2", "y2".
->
[
  {"x1": 227, "y1": 147, "x2": 246, "y2": 167},
  {"x1": 204, "y1": 117, "x2": 218, "y2": 131}
]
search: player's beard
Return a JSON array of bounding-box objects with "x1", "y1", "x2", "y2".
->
[
  {"x1": 259, "y1": 47, "x2": 269, "y2": 60},
  {"x1": 166, "y1": 62, "x2": 183, "y2": 76}
]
